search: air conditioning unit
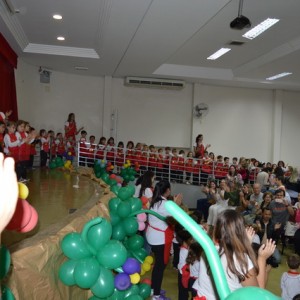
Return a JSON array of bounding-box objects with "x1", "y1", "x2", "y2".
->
[{"x1": 124, "y1": 77, "x2": 185, "y2": 90}]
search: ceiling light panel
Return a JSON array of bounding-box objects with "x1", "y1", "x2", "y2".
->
[
  {"x1": 243, "y1": 18, "x2": 280, "y2": 40},
  {"x1": 266, "y1": 72, "x2": 292, "y2": 81},
  {"x1": 207, "y1": 48, "x2": 231, "y2": 60},
  {"x1": 57, "y1": 36, "x2": 65, "y2": 41}
]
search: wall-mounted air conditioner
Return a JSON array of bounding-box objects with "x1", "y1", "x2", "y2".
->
[{"x1": 124, "y1": 77, "x2": 185, "y2": 90}]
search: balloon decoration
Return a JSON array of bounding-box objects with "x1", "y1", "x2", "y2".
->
[
  {"x1": 49, "y1": 156, "x2": 65, "y2": 169},
  {"x1": 59, "y1": 216, "x2": 153, "y2": 299},
  {"x1": 0, "y1": 253, "x2": 15, "y2": 299},
  {"x1": 120, "y1": 162, "x2": 137, "y2": 184},
  {"x1": 5, "y1": 183, "x2": 39, "y2": 233},
  {"x1": 164, "y1": 201, "x2": 281, "y2": 300}
]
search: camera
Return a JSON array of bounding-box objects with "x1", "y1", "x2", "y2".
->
[{"x1": 266, "y1": 255, "x2": 279, "y2": 268}]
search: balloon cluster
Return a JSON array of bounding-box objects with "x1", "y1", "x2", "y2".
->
[
  {"x1": 64, "y1": 160, "x2": 73, "y2": 171},
  {"x1": 0, "y1": 245, "x2": 15, "y2": 300},
  {"x1": 49, "y1": 156, "x2": 65, "y2": 169},
  {"x1": 59, "y1": 217, "x2": 152, "y2": 299},
  {"x1": 119, "y1": 163, "x2": 137, "y2": 183},
  {"x1": 5, "y1": 183, "x2": 39, "y2": 233}
]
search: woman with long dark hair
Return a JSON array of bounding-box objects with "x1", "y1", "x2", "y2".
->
[
  {"x1": 146, "y1": 180, "x2": 183, "y2": 300},
  {"x1": 193, "y1": 209, "x2": 275, "y2": 299}
]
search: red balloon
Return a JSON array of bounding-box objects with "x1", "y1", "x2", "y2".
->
[
  {"x1": 6, "y1": 199, "x2": 32, "y2": 231},
  {"x1": 141, "y1": 278, "x2": 151, "y2": 286},
  {"x1": 18, "y1": 205, "x2": 39, "y2": 232}
]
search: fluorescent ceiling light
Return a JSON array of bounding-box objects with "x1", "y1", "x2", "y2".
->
[
  {"x1": 53, "y1": 14, "x2": 62, "y2": 20},
  {"x1": 57, "y1": 36, "x2": 65, "y2": 41},
  {"x1": 207, "y1": 48, "x2": 231, "y2": 60},
  {"x1": 266, "y1": 72, "x2": 292, "y2": 81},
  {"x1": 243, "y1": 18, "x2": 279, "y2": 40}
]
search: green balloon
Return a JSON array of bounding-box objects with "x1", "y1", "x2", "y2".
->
[
  {"x1": 117, "y1": 201, "x2": 131, "y2": 218},
  {"x1": 96, "y1": 240, "x2": 127, "y2": 269},
  {"x1": 118, "y1": 187, "x2": 131, "y2": 201},
  {"x1": 110, "y1": 179, "x2": 117, "y2": 186},
  {"x1": 109, "y1": 197, "x2": 121, "y2": 212},
  {"x1": 127, "y1": 185, "x2": 135, "y2": 197},
  {"x1": 127, "y1": 235, "x2": 144, "y2": 251},
  {"x1": 58, "y1": 259, "x2": 77, "y2": 286},
  {"x1": 139, "y1": 283, "x2": 151, "y2": 298},
  {"x1": 55, "y1": 156, "x2": 62, "y2": 164},
  {"x1": 110, "y1": 212, "x2": 121, "y2": 226},
  {"x1": 0, "y1": 245, "x2": 11, "y2": 280},
  {"x1": 106, "y1": 289, "x2": 126, "y2": 300},
  {"x1": 112, "y1": 223, "x2": 126, "y2": 241},
  {"x1": 129, "y1": 197, "x2": 142, "y2": 212},
  {"x1": 129, "y1": 176, "x2": 135, "y2": 182},
  {"x1": 132, "y1": 248, "x2": 147, "y2": 262},
  {"x1": 61, "y1": 232, "x2": 91, "y2": 260},
  {"x1": 102, "y1": 173, "x2": 110, "y2": 183},
  {"x1": 225, "y1": 286, "x2": 280, "y2": 300},
  {"x1": 74, "y1": 257, "x2": 100, "y2": 289},
  {"x1": 91, "y1": 266, "x2": 114, "y2": 298},
  {"x1": 126, "y1": 296, "x2": 143, "y2": 300},
  {"x1": 124, "y1": 284, "x2": 140, "y2": 298},
  {"x1": 49, "y1": 161, "x2": 57, "y2": 169},
  {"x1": 1, "y1": 285, "x2": 15, "y2": 300},
  {"x1": 95, "y1": 172, "x2": 101, "y2": 178},
  {"x1": 111, "y1": 185, "x2": 120, "y2": 196},
  {"x1": 122, "y1": 217, "x2": 138, "y2": 236},
  {"x1": 86, "y1": 218, "x2": 112, "y2": 251}
]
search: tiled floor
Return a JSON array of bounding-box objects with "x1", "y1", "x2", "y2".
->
[{"x1": 2, "y1": 168, "x2": 293, "y2": 299}]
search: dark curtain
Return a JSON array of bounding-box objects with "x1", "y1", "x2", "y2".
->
[{"x1": 0, "y1": 33, "x2": 18, "y2": 121}]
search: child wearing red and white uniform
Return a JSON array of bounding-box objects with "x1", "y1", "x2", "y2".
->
[
  {"x1": 55, "y1": 133, "x2": 65, "y2": 159},
  {"x1": 125, "y1": 140, "x2": 134, "y2": 163},
  {"x1": 170, "y1": 148, "x2": 179, "y2": 182},
  {"x1": 4, "y1": 122, "x2": 21, "y2": 179},
  {"x1": 139, "y1": 144, "x2": 149, "y2": 174},
  {"x1": 79, "y1": 130, "x2": 88, "y2": 166},
  {"x1": 115, "y1": 141, "x2": 125, "y2": 169},
  {"x1": 0, "y1": 110, "x2": 12, "y2": 124},
  {"x1": 95, "y1": 136, "x2": 106, "y2": 161},
  {"x1": 148, "y1": 145, "x2": 157, "y2": 173},
  {"x1": 106, "y1": 137, "x2": 115, "y2": 164},
  {"x1": 40, "y1": 129, "x2": 50, "y2": 167},
  {"x1": 16, "y1": 120, "x2": 35, "y2": 181},
  {"x1": 177, "y1": 150, "x2": 185, "y2": 184},
  {"x1": 86, "y1": 135, "x2": 96, "y2": 168},
  {"x1": 156, "y1": 148, "x2": 164, "y2": 180}
]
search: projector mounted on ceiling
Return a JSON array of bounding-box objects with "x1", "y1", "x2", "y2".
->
[{"x1": 230, "y1": 0, "x2": 251, "y2": 30}]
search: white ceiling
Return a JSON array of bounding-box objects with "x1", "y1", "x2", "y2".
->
[{"x1": 1, "y1": 0, "x2": 300, "y2": 90}]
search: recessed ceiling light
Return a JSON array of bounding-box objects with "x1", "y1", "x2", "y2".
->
[
  {"x1": 57, "y1": 36, "x2": 65, "y2": 41},
  {"x1": 75, "y1": 66, "x2": 89, "y2": 71},
  {"x1": 207, "y1": 48, "x2": 231, "y2": 60},
  {"x1": 266, "y1": 72, "x2": 292, "y2": 81},
  {"x1": 53, "y1": 14, "x2": 62, "y2": 20},
  {"x1": 243, "y1": 18, "x2": 279, "y2": 40}
]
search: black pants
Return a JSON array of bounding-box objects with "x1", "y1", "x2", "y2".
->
[
  {"x1": 40, "y1": 150, "x2": 48, "y2": 167},
  {"x1": 16, "y1": 161, "x2": 27, "y2": 179},
  {"x1": 178, "y1": 272, "x2": 197, "y2": 300},
  {"x1": 150, "y1": 244, "x2": 167, "y2": 296},
  {"x1": 173, "y1": 242, "x2": 180, "y2": 269}
]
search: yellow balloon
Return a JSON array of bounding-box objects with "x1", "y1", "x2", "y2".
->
[
  {"x1": 145, "y1": 256, "x2": 154, "y2": 265},
  {"x1": 142, "y1": 262, "x2": 151, "y2": 272},
  {"x1": 18, "y1": 182, "x2": 29, "y2": 200},
  {"x1": 130, "y1": 273, "x2": 140, "y2": 284},
  {"x1": 140, "y1": 269, "x2": 145, "y2": 276}
]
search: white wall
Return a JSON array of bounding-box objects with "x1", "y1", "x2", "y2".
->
[
  {"x1": 15, "y1": 59, "x2": 300, "y2": 164},
  {"x1": 15, "y1": 60, "x2": 104, "y2": 138},
  {"x1": 111, "y1": 78, "x2": 193, "y2": 148},
  {"x1": 281, "y1": 91, "x2": 300, "y2": 166},
  {"x1": 192, "y1": 84, "x2": 274, "y2": 162}
]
